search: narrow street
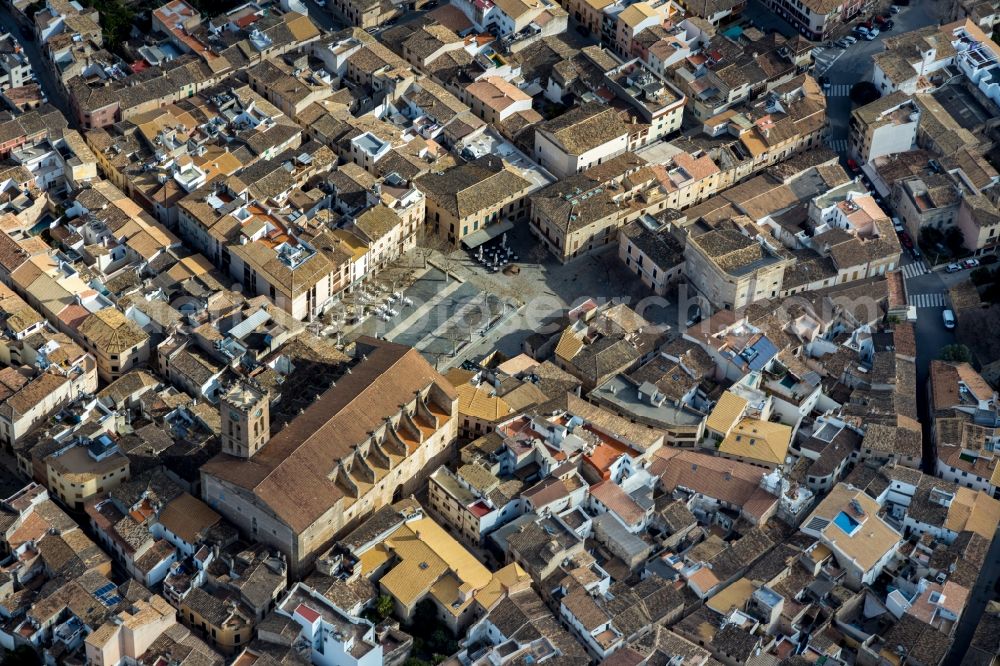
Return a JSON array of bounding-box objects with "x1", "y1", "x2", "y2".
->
[
  {"x1": 0, "y1": 1, "x2": 344, "y2": 124},
  {"x1": 0, "y1": 5, "x2": 76, "y2": 125},
  {"x1": 944, "y1": 525, "x2": 1000, "y2": 663},
  {"x1": 809, "y1": 0, "x2": 956, "y2": 475},
  {"x1": 818, "y1": 2, "x2": 943, "y2": 160},
  {"x1": 913, "y1": 261, "x2": 995, "y2": 659},
  {"x1": 0, "y1": 0, "x2": 994, "y2": 661},
  {"x1": 901, "y1": 259, "x2": 954, "y2": 472},
  {"x1": 303, "y1": 0, "x2": 348, "y2": 32}
]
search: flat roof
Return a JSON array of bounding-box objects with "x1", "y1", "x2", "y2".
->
[
  {"x1": 707, "y1": 577, "x2": 755, "y2": 615},
  {"x1": 591, "y1": 374, "x2": 704, "y2": 427},
  {"x1": 930, "y1": 83, "x2": 995, "y2": 131}
]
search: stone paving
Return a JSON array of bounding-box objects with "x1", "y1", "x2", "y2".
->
[{"x1": 332, "y1": 221, "x2": 682, "y2": 367}]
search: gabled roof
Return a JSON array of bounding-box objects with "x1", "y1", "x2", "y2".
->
[
  {"x1": 414, "y1": 155, "x2": 531, "y2": 220},
  {"x1": 455, "y1": 381, "x2": 514, "y2": 422},
  {"x1": 78, "y1": 308, "x2": 148, "y2": 354},
  {"x1": 201, "y1": 339, "x2": 456, "y2": 533},
  {"x1": 157, "y1": 492, "x2": 221, "y2": 545},
  {"x1": 535, "y1": 103, "x2": 630, "y2": 156},
  {"x1": 590, "y1": 480, "x2": 646, "y2": 526},
  {"x1": 705, "y1": 391, "x2": 747, "y2": 434},
  {"x1": 718, "y1": 418, "x2": 792, "y2": 466},
  {"x1": 650, "y1": 449, "x2": 777, "y2": 522}
]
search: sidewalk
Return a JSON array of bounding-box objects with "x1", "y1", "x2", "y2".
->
[{"x1": 442, "y1": 303, "x2": 525, "y2": 370}]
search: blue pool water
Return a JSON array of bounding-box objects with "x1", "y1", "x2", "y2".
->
[{"x1": 834, "y1": 511, "x2": 861, "y2": 535}]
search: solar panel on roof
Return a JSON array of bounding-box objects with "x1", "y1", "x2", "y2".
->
[
  {"x1": 747, "y1": 337, "x2": 779, "y2": 371},
  {"x1": 96, "y1": 590, "x2": 121, "y2": 607},
  {"x1": 95, "y1": 583, "x2": 115, "y2": 596}
]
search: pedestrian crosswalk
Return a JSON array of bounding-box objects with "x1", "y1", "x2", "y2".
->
[
  {"x1": 827, "y1": 138, "x2": 848, "y2": 153},
  {"x1": 900, "y1": 262, "x2": 929, "y2": 280},
  {"x1": 908, "y1": 293, "x2": 948, "y2": 308},
  {"x1": 824, "y1": 84, "x2": 852, "y2": 97},
  {"x1": 812, "y1": 48, "x2": 843, "y2": 75}
]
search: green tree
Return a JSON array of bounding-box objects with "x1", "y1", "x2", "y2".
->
[
  {"x1": 403, "y1": 659, "x2": 432, "y2": 666},
  {"x1": 410, "y1": 599, "x2": 439, "y2": 638},
  {"x1": 920, "y1": 226, "x2": 944, "y2": 250},
  {"x1": 24, "y1": 1, "x2": 44, "y2": 18},
  {"x1": 939, "y1": 344, "x2": 972, "y2": 363},
  {"x1": 98, "y1": 2, "x2": 135, "y2": 48},
  {"x1": 944, "y1": 227, "x2": 966, "y2": 255},
  {"x1": 984, "y1": 281, "x2": 1000, "y2": 304},
  {"x1": 428, "y1": 628, "x2": 455, "y2": 655},
  {"x1": 77, "y1": 0, "x2": 135, "y2": 52},
  {"x1": 1, "y1": 646, "x2": 41, "y2": 666},
  {"x1": 375, "y1": 594, "x2": 394, "y2": 621},
  {"x1": 404, "y1": 599, "x2": 459, "y2": 662},
  {"x1": 971, "y1": 267, "x2": 994, "y2": 285},
  {"x1": 969, "y1": 265, "x2": 1000, "y2": 304},
  {"x1": 849, "y1": 82, "x2": 880, "y2": 106}
]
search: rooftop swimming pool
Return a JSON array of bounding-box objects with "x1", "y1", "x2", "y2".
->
[{"x1": 834, "y1": 510, "x2": 861, "y2": 536}]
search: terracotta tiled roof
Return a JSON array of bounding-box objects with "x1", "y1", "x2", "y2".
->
[
  {"x1": 201, "y1": 339, "x2": 456, "y2": 534},
  {"x1": 956, "y1": 364, "x2": 995, "y2": 403},
  {"x1": 466, "y1": 77, "x2": 531, "y2": 112},
  {"x1": 945, "y1": 486, "x2": 1000, "y2": 540},
  {"x1": 705, "y1": 391, "x2": 747, "y2": 435},
  {"x1": 590, "y1": 480, "x2": 645, "y2": 526},
  {"x1": 805, "y1": 483, "x2": 902, "y2": 571},
  {"x1": 0, "y1": 231, "x2": 28, "y2": 275},
  {"x1": 651, "y1": 449, "x2": 776, "y2": 521},
  {"x1": 455, "y1": 382, "x2": 514, "y2": 422},
  {"x1": 893, "y1": 322, "x2": 916, "y2": 358},
  {"x1": 157, "y1": 492, "x2": 220, "y2": 545},
  {"x1": 78, "y1": 308, "x2": 148, "y2": 354},
  {"x1": 719, "y1": 418, "x2": 791, "y2": 466},
  {"x1": 535, "y1": 103, "x2": 630, "y2": 156}
]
